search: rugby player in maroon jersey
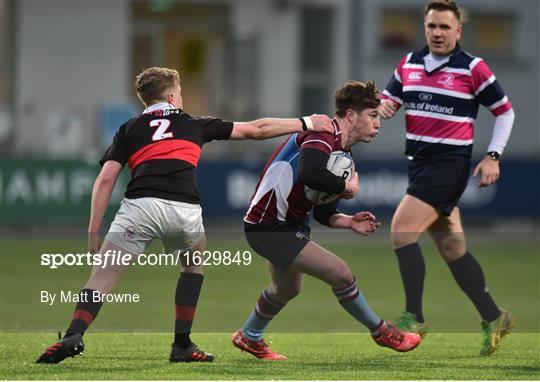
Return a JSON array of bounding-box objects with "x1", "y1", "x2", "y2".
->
[{"x1": 232, "y1": 81, "x2": 422, "y2": 360}]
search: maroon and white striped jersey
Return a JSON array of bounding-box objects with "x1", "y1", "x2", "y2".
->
[{"x1": 244, "y1": 120, "x2": 346, "y2": 224}]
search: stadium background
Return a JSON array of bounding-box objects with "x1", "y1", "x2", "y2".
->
[
  {"x1": 0, "y1": 1, "x2": 539, "y2": 379},
  {"x1": 1, "y1": 0, "x2": 539, "y2": 227}
]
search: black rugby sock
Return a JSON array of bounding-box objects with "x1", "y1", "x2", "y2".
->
[
  {"x1": 65, "y1": 288, "x2": 104, "y2": 337},
  {"x1": 395, "y1": 243, "x2": 426, "y2": 323},
  {"x1": 447, "y1": 251, "x2": 500, "y2": 322},
  {"x1": 174, "y1": 272, "x2": 203, "y2": 348}
]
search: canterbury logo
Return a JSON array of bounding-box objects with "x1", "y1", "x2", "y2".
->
[{"x1": 408, "y1": 72, "x2": 423, "y2": 81}]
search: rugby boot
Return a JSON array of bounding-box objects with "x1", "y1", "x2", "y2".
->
[
  {"x1": 480, "y1": 309, "x2": 515, "y2": 356},
  {"x1": 36, "y1": 332, "x2": 84, "y2": 364},
  {"x1": 169, "y1": 342, "x2": 214, "y2": 362},
  {"x1": 231, "y1": 329, "x2": 287, "y2": 360},
  {"x1": 395, "y1": 311, "x2": 429, "y2": 338},
  {"x1": 372, "y1": 321, "x2": 422, "y2": 352}
]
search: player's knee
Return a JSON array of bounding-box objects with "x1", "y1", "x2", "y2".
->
[
  {"x1": 85, "y1": 274, "x2": 120, "y2": 294},
  {"x1": 330, "y1": 263, "x2": 354, "y2": 289},
  {"x1": 436, "y1": 234, "x2": 466, "y2": 261},
  {"x1": 391, "y1": 229, "x2": 419, "y2": 249},
  {"x1": 275, "y1": 283, "x2": 302, "y2": 302},
  {"x1": 283, "y1": 288, "x2": 302, "y2": 302},
  {"x1": 181, "y1": 263, "x2": 203, "y2": 274},
  {"x1": 391, "y1": 212, "x2": 408, "y2": 233},
  {"x1": 85, "y1": 281, "x2": 114, "y2": 295}
]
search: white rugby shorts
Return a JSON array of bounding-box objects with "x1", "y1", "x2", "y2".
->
[{"x1": 105, "y1": 197, "x2": 204, "y2": 255}]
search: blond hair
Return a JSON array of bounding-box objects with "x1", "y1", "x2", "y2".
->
[{"x1": 135, "y1": 67, "x2": 180, "y2": 106}]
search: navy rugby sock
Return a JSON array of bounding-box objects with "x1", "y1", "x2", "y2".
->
[
  {"x1": 65, "y1": 288, "x2": 103, "y2": 337},
  {"x1": 447, "y1": 251, "x2": 500, "y2": 322},
  {"x1": 333, "y1": 277, "x2": 381, "y2": 332},
  {"x1": 174, "y1": 272, "x2": 204, "y2": 348},
  {"x1": 395, "y1": 243, "x2": 425, "y2": 323}
]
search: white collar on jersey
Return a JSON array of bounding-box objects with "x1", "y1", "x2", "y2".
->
[
  {"x1": 143, "y1": 102, "x2": 177, "y2": 114},
  {"x1": 424, "y1": 52, "x2": 451, "y2": 72}
]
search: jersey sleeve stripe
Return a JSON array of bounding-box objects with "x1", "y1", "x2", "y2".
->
[
  {"x1": 382, "y1": 89, "x2": 404, "y2": 105},
  {"x1": 394, "y1": 69, "x2": 402, "y2": 83},
  {"x1": 487, "y1": 95, "x2": 509, "y2": 111},
  {"x1": 474, "y1": 74, "x2": 496, "y2": 96},
  {"x1": 301, "y1": 139, "x2": 333, "y2": 151}
]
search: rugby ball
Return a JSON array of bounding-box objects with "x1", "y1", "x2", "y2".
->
[{"x1": 304, "y1": 151, "x2": 355, "y2": 205}]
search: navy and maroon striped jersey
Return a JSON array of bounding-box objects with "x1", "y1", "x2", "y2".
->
[
  {"x1": 100, "y1": 103, "x2": 233, "y2": 204},
  {"x1": 244, "y1": 120, "x2": 346, "y2": 224},
  {"x1": 381, "y1": 44, "x2": 512, "y2": 158}
]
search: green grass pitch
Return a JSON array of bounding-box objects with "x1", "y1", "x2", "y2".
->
[
  {"x1": 1, "y1": 233, "x2": 539, "y2": 379},
  {"x1": 1, "y1": 333, "x2": 539, "y2": 380}
]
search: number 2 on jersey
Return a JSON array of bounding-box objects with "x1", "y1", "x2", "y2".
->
[{"x1": 150, "y1": 119, "x2": 173, "y2": 141}]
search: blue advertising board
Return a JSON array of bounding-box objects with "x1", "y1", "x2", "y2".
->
[
  {"x1": 197, "y1": 160, "x2": 540, "y2": 220},
  {"x1": 1, "y1": 158, "x2": 538, "y2": 227}
]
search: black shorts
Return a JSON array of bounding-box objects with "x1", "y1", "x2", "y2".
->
[
  {"x1": 244, "y1": 221, "x2": 311, "y2": 273},
  {"x1": 406, "y1": 155, "x2": 471, "y2": 216}
]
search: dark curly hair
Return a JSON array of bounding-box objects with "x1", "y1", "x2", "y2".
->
[{"x1": 335, "y1": 80, "x2": 380, "y2": 118}]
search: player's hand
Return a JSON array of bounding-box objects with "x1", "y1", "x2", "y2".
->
[
  {"x1": 379, "y1": 100, "x2": 398, "y2": 119},
  {"x1": 349, "y1": 211, "x2": 381, "y2": 236},
  {"x1": 88, "y1": 232, "x2": 101, "y2": 254},
  {"x1": 342, "y1": 172, "x2": 359, "y2": 199},
  {"x1": 473, "y1": 156, "x2": 500, "y2": 188},
  {"x1": 308, "y1": 114, "x2": 334, "y2": 133}
]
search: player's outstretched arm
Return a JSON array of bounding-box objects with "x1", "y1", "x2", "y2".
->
[
  {"x1": 88, "y1": 161, "x2": 123, "y2": 253},
  {"x1": 229, "y1": 114, "x2": 333, "y2": 140}
]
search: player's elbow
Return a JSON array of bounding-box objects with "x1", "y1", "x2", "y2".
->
[
  {"x1": 95, "y1": 173, "x2": 115, "y2": 189},
  {"x1": 297, "y1": 165, "x2": 316, "y2": 188},
  {"x1": 248, "y1": 128, "x2": 265, "y2": 140},
  {"x1": 506, "y1": 108, "x2": 515, "y2": 120},
  {"x1": 313, "y1": 204, "x2": 339, "y2": 227},
  {"x1": 232, "y1": 121, "x2": 264, "y2": 140},
  {"x1": 95, "y1": 166, "x2": 120, "y2": 189},
  {"x1": 313, "y1": 210, "x2": 331, "y2": 227},
  {"x1": 248, "y1": 120, "x2": 268, "y2": 140}
]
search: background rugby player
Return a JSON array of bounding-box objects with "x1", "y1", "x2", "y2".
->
[{"x1": 378, "y1": 0, "x2": 515, "y2": 355}]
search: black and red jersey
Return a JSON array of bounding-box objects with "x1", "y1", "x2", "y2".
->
[{"x1": 100, "y1": 103, "x2": 233, "y2": 204}]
